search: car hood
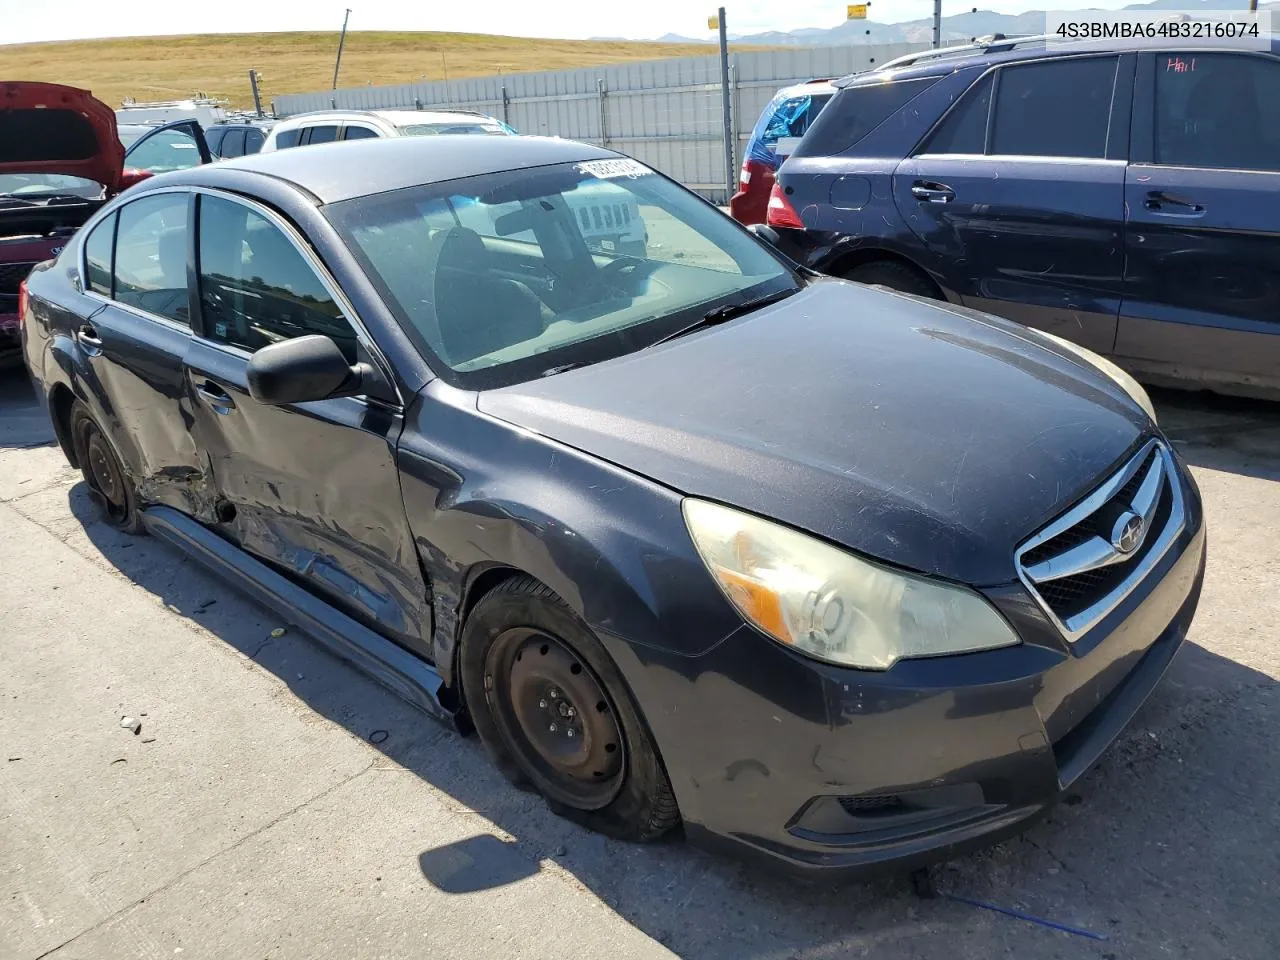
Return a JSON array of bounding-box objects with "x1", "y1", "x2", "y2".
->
[
  {"x1": 0, "y1": 82, "x2": 124, "y2": 190},
  {"x1": 479, "y1": 280, "x2": 1151, "y2": 586}
]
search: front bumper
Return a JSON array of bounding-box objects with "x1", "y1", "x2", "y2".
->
[{"x1": 633, "y1": 467, "x2": 1206, "y2": 879}]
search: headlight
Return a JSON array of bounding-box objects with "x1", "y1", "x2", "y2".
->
[
  {"x1": 683, "y1": 500, "x2": 1020, "y2": 670},
  {"x1": 1037, "y1": 331, "x2": 1157, "y2": 424}
]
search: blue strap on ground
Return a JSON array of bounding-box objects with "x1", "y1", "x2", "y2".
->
[{"x1": 943, "y1": 892, "x2": 1110, "y2": 942}]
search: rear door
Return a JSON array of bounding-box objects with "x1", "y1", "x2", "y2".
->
[
  {"x1": 122, "y1": 120, "x2": 213, "y2": 175},
  {"x1": 74, "y1": 190, "x2": 218, "y2": 517},
  {"x1": 895, "y1": 54, "x2": 1132, "y2": 354},
  {"x1": 183, "y1": 190, "x2": 432, "y2": 652},
  {"x1": 1119, "y1": 51, "x2": 1280, "y2": 392}
]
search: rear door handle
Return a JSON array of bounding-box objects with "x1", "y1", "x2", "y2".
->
[
  {"x1": 194, "y1": 379, "x2": 236, "y2": 414},
  {"x1": 911, "y1": 181, "x2": 955, "y2": 204},
  {"x1": 1144, "y1": 190, "x2": 1205, "y2": 216},
  {"x1": 76, "y1": 324, "x2": 103, "y2": 356}
]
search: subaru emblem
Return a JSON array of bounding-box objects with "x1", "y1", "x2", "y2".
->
[{"x1": 1111, "y1": 512, "x2": 1145, "y2": 556}]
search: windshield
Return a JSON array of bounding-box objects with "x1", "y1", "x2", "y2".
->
[
  {"x1": 396, "y1": 122, "x2": 508, "y2": 137},
  {"x1": 0, "y1": 173, "x2": 105, "y2": 199},
  {"x1": 327, "y1": 158, "x2": 797, "y2": 389}
]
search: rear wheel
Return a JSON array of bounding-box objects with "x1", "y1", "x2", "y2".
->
[
  {"x1": 845, "y1": 260, "x2": 940, "y2": 299},
  {"x1": 459, "y1": 576, "x2": 679, "y2": 841},
  {"x1": 69, "y1": 402, "x2": 144, "y2": 535}
]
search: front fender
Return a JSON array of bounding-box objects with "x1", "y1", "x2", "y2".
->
[{"x1": 396, "y1": 383, "x2": 744, "y2": 680}]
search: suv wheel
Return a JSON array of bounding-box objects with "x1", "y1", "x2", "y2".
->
[{"x1": 846, "y1": 260, "x2": 939, "y2": 299}]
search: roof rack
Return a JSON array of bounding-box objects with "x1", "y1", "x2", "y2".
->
[{"x1": 877, "y1": 33, "x2": 1048, "y2": 71}]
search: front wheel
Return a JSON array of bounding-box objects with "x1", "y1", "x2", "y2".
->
[{"x1": 459, "y1": 576, "x2": 680, "y2": 842}]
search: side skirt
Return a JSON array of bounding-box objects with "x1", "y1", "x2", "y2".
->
[{"x1": 141, "y1": 505, "x2": 458, "y2": 728}]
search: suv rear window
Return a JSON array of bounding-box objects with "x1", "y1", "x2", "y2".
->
[
  {"x1": 794, "y1": 77, "x2": 939, "y2": 156},
  {"x1": 921, "y1": 73, "x2": 993, "y2": 154}
]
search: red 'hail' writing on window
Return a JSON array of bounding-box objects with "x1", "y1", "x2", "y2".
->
[{"x1": 1166, "y1": 56, "x2": 1197, "y2": 73}]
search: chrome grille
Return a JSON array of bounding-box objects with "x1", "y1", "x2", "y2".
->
[{"x1": 1015, "y1": 439, "x2": 1185, "y2": 642}]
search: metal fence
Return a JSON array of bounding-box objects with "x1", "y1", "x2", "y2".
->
[{"x1": 272, "y1": 43, "x2": 930, "y2": 202}]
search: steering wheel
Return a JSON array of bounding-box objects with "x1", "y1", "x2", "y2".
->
[{"x1": 599, "y1": 255, "x2": 654, "y2": 286}]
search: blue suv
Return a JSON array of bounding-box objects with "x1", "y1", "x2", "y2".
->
[{"x1": 768, "y1": 37, "x2": 1280, "y2": 400}]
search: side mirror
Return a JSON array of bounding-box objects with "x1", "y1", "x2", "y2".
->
[
  {"x1": 747, "y1": 223, "x2": 780, "y2": 246},
  {"x1": 246, "y1": 335, "x2": 361, "y2": 405},
  {"x1": 117, "y1": 169, "x2": 154, "y2": 192}
]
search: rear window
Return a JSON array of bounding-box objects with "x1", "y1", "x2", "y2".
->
[
  {"x1": 794, "y1": 77, "x2": 939, "y2": 156},
  {"x1": 920, "y1": 72, "x2": 993, "y2": 154},
  {"x1": 990, "y1": 57, "x2": 1118, "y2": 159},
  {"x1": 304, "y1": 125, "x2": 340, "y2": 145}
]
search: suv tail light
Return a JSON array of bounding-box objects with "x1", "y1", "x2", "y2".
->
[
  {"x1": 17, "y1": 279, "x2": 29, "y2": 329},
  {"x1": 739, "y1": 159, "x2": 769, "y2": 188},
  {"x1": 766, "y1": 183, "x2": 804, "y2": 229}
]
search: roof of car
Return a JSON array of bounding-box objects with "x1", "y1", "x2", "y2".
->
[
  {"x1": 271, "y1": 109, "x2": 502, "y2": 130},
  {"x1": 842, "y1": 35, "x2": 1280, "y2": 86},
  {"x1": 214, "y1": 134, "x2": 616, "y2": 204}
]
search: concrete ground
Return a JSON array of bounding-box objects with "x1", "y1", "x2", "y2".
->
[{"x1": 2, "y1": 366, "x2": 1278, "y2": 960}]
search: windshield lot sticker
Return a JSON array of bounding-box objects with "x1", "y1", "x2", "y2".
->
[{"x1": 577, "y1": 158, "x2": 652, "y2": 180}]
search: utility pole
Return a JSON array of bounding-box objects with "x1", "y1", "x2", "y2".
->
[
  {"x1": 249, "y1": 70, "x2": 264, "y2": 117},
  {"x1": 933, "y1": 0, "x2": 942, "y2": 47},
  {"x1": 332, "y1": 8, "x2": 352, "y2": 89},
  {"x1": 716, "y1": 7, "x2": 733, "y2": 198}
]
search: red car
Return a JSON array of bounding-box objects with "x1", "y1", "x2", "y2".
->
[
  {"x1": 729, "y1": 79, "x2": 836, "y2": 226},
  {"x1": 1, "y1": 81, "x2": 210, "y2": 359}
]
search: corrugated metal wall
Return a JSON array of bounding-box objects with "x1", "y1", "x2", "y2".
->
[{"x1": 272, "y1": 43, "x2": 929, "y2": 202}]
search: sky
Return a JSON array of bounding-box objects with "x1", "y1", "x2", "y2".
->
[{"x1": 0, "y1": 0, "x2": 1146, "y2": 45}]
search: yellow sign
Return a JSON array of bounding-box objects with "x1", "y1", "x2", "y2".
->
[
  {"x1": 847, "y1": 3, "x2": 868, "y2": 18},
  {"x1": 708, "y1": 14, "x2": 719, "y2": 29}
]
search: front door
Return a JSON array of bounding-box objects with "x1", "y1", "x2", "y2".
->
[
  {"x1": 183, "y1": 191, "x2": 432, "y2": 653},
  {"x1": 895, "y1": 54, "x2": 1132, "y2": 355},
  {"x1": 74, "y1": 191, "x2": 218, "y2": 517},
  {"x1": 122, "y1": 120, "x2": 212, "y2": 176},
  {"x1": 1119, "y1": 51, "x2": 1280, "y2": 392}
]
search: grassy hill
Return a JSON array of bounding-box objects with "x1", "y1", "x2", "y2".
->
[{"x1": 0, "y1": 31, "x2": 757, "y2": 111}]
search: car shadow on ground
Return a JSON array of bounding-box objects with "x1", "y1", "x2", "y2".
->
[
  {"x1": 0, "y1": 365, "x2": 54, "y2": 450},
  {"x1": 1153, "y1": 387, "x2": 1280, "y2": 482},
  {"x1": 60, "y1": 466, "x2": 1279, "y2": 959}
]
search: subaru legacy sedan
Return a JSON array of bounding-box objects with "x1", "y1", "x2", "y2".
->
[{"x1": 19, "y1": 134, "x2": 1205, "y2": 878}]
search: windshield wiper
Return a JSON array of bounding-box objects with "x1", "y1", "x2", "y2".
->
[
  {"x1": 646, "y1": 286, "x2": 800, "y2": 349},
  {"x1": 539, "y1": 360, "x2": 593, "y2": 378}
]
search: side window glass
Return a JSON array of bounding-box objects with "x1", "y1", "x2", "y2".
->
[
  {"x1": 221, "y1": 128, "x2": 247, "y2": 158},
  {"x1": 244, "y1": 128, "x2": 266, "y2": 154},
  {"x1": 275, "y1": 129, "x2": 302, "y2": 150},
  {"x1": 83, "y1": 212, "x2": 116, "y2": 296},
  {"x1": 990, "y1": 57, "x2": 1118, "y2": 159},
  {"x1": 342, "y1": 125, "x2": 379, "y2": 141},
  {"x1": 796, "y1": 77, "x2": 939, "y2": 156},
  {"x1": 305, "y1": 125, "x2": 339, "y2": 145},
  {"x1": 112, "y1": 194, "x2": 190, "y2": 324},
  {"x1": 125, "y1": 127, "x2": 205, "y2": 174},
  {"x1": 197, "y1": 195, "x2": 358, "y2": 363},
  {"x1": 204, "y1": 128, "x2": 226, "y2": 158},
  {"x1": 1154, "y1": 53, "x2": 1280, "y2": 171},
  {"x1": 921, "y1": 72, "x2": 993, "y2": 154}
]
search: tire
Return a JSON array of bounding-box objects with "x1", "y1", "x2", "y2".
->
[
  {"x1": 459, "y1": 575, "x2": 680, "y2": 842},
  {"x1": 68, "y1": 401, "x2": 145, "y2": 535},
  {"x1": 845, "y1": 260, "x2": 939, "y2": 299}
]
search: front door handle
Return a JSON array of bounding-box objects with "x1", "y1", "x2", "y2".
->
[
  {"x1": 195, "y1": 379, "x2": 236, "y2": 414},
  {"x1": 1144, "y1": 190, "x2": 1205, "y2": 216},
  {"x1": 76, "y1": 324, "x2": 103, "y2": 356},
  {"x1": 911, "y1": 181, "x2": 955, "y2": 204}
]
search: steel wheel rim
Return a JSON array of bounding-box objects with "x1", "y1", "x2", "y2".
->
[
  {"x1": 484, "y1": 627, "x2": 626, "y2": 809},
  {"x1": 82, "y1": 423, "x2": 128, "y2": 522}
]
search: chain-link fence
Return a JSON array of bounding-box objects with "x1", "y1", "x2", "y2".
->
[{"x1": 273, "y1": 43, "x2": 930, "y2": 203}]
